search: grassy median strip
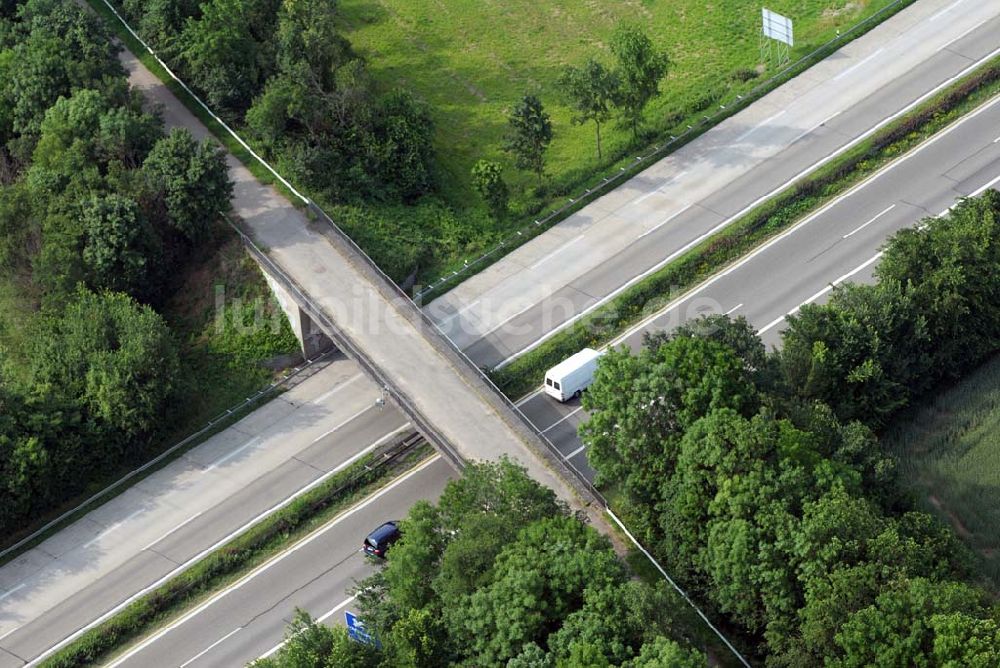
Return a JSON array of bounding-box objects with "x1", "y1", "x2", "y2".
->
[
  {"x1": 40, "y1": 439, "x2": 432, "y2": 668},
  {"x1": 492, "y1": 54, "x2": 1000, "y2": 400}
]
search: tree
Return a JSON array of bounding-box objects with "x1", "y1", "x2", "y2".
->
[
  {"x1": 454, "y1": 515, "x2": 626, "y2": 666},
  {"x1": 178, "y1": 0, "x2": 281, "y2": 114},
  {"x1": 143, "y1": 128, "x2": 232, "y2": 242},
  {"x1": 829, "y1": 577, "x2": 993, "y2": 668},
  {"x1": 504, "y1": 94, "x2": 552, "y2": 181},
  {"x1": 471, "y1": 159, "x2": 509, "y2": 220},
  {"x1": 559, "y1": 59, "x2": 619, "y2": 160},
  {"x1": 28, "y1": 288, "x2": 179, "y2": 439},
  {"x1": 580, "y1": 336, "x2": 757, "y2": 532},
  {"x1": 249, "y1": 609, "x2": 379, "y2": 668},
  {"x1": 625, "y1": 637, "x2": 706, "y2": 668},
  {"x1": 80, "y1": 193, "x2": 160, "y2": 299},
  {"x1": 609, "y1": 24, "x2": 669, "y2": 139}
]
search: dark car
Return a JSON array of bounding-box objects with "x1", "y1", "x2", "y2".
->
[{"x1": 363, "y1": 521, "x2": 401, "y2": 558}]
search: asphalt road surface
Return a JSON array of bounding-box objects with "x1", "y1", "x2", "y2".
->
[
  {"x1": 516, "y1": 89, "x2": 1000, "y2": 478},
  {"x1": 432, "y1": 0, "x2": 1000, "y2": 370},
  {"x1": 5, "y1": 1, "x2": 1000, "y2": 665},
  {"x1": 96, "y1": 43, "x2": 1000, "y2": 668}
]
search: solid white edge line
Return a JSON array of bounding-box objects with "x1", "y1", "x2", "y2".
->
[
  {"x1": 99, "y1": 455, "x2": 442, "y2": 668},
  {"x1": 564, "y1": 444, "x2": 587, "y2": 460},
  {"x1": 179, "y1": 627, "x2": 242, "y2": 668},
  {"x1": 257, "y1": 595, "x2": 357, "y2": 661},
  {"x1": 492, "y1": 41, "x2": 1000, "y2": 371},
  {"x1": 27, "y1": 421, "x2": 415, "y2": 667},
  {"x1": 758, "y1": 169, "x2": 1000, "y2": 336}
]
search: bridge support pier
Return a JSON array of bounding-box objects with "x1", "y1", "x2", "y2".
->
[{"x1": 258, "y1": 265, "x2": 334, "y2": 359}]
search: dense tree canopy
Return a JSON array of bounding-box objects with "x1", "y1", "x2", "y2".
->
[
  {"x1": 0, "y1": 0, "x2": 233, "y2": 539},
  {"x1": 255, "y1": 461, "x2": 706, "y2": 668},
  {"x1": 580, "y1": 194, "x2": 1000, "y2": 665}
]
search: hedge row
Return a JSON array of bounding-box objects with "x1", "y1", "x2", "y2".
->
[
  {"x1": 41, "y1": 440, "x2": 428, "y2": 667},
  {"x1": 490, "y1": 54, "x2": 1000, "y2": 399}
]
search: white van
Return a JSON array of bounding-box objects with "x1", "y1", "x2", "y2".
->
[{"x1": 543, "y1": 348, "x2": 603, "y2": 402}]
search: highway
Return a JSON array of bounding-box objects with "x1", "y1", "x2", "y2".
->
[
  {"x1": 3, "y1": 1, "x2": 999, "y2": 665},
  {"x1": 103, "y1": 457, "x2": 454, "y2": 668},
  {"x1": 430, "y1": 0, "x2": 1000, "y2": 369},
  {"x1": 98, "y1": 56, "x2": 1000, "y2": 668},
  {"x1": 0, "y1": 359, "x2": 411, "y2": 667},
  {"x1": 516, "y1": 86, "x2": 1000, "y2": 477}
]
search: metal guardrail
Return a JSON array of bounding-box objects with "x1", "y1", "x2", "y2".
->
[
  {"x1": 412, "y1": 0, "x2": 918, "y2": 302},
  {"x1": 0, "y1": 351, "x2": 334, "y2": 563}
]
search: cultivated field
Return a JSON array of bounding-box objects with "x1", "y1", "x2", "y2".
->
[
  {"x1": 337, "y1": 0, "x2": 907, "y2": 207},
  {"x1": 884, "y1": 354, "x2": 1000, "y2": 591}
]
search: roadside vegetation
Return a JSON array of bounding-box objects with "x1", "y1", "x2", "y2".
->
[
  {"x1": 883, "y1": 354, "x2": 1000, "y2": 592},
  {"x1": 99, "y1": 0, "x2": 911, "y2": 286},
  {"x1": 40, "y1": 438, "x2": 428, "y2": 668},
  {"x1": 579, "y1": 191, "x2": 1000, "y2": 665},
  {"x1": 0, "y1": 0, "x2": 299, "y2": 544},
  {"x1": 254, "y1": 460, "x2": 707, "y2": 668},
  {"x1": 335, "y1": 0, "x2": 913, "y2": 283},
  {"x1": 493, "y1": 52, "x2": 1000, "y2": 398}
]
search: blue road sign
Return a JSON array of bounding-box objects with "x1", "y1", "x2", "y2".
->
[{"x1": 345, "y1": 610, "x2": 380, "y2": 648}]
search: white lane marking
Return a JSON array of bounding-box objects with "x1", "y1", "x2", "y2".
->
[
  {"x1": 309, "y1": 405, "x2": 379, "y2": 445},
  {"x1": 311, "y1": 373, "x2": 363, "y2": 405},
  {"x1": 142, "y1": 512, "x2": 204, "y2": 552},
  {"x1": 203, "y1": 436, "x2": 262, "y2": 473},
  {"x1": 31, "y1": 424, "x2": 417, "y2": 667},
  {"x1": 993, "y1": 134, "x2": 1000, "y2": 143},
  {"x1": 0, "y1": 626, "x2": 20, "y2": 642},
  {"x1": 529, "y1": 234, "x2": 585, "y2": 271},
  {"x1": 499, "y1": 82, "x2": 1000, "y2": 370},
  {"x1": 0, "y1": 585, "x2": 25, "y2": 603},
  {"x1": 789, "y1": 110, "x2": 842, "y2": 145},
  {"x1": 101, "y1": 456, "x2": 442, "y2": 668},
  {"x1": 735, "y1": 110, "x2": 785, "y2": 142},
  {"x1": 930, "y1": 0, "x2": 968, "y2": 22},
  {"x1": 755, "y1": 168, "x2": 1000, "y2": 338},
  {"x1": 564, "y1": 444, "x2": 587, "y2": 460},
  {"x1": 724, "y1": 303, "x2": 743, "y2": 316},
  {"x1": 179, "y1": 627, "x2": 241, "y2": 668},
  {"x1": 758, "y1": 252, "x2": 884, "y2": 335},
  {"x1": 834, "y1": 48, "x2": 886, "y2": 82},
  {"x1": 843, "y1": 204, "x2": 896, "y2": 239},
  {"x1": 257, "y1": 595, "x2": 357, "y2": 661},
  {"x1": 82, "y1": 510, "x2": 144, "y2": 550},
  {"x1": 632, "y1": 170, "x2": 688, "y2": 205},
  {"x1": 936, "y1": 17, "x2": 989, "y2": 53},
  {"x1": 541, "y1": 407, "x2": 584, "y2": 434},
  {"x1": 638, "y1": 203, "x2": 694, "y2": 240}
]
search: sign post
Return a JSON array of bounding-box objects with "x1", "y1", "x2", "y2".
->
[{"x1": 761, "y1": 8, "x2": 794, "y2": 67}]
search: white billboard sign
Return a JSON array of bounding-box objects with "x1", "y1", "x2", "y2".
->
[{"x1": 762, "y1": 8, "x2": 794, "y2": 47}]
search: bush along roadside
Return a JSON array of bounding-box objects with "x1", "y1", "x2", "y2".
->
[
  {"x1": 490, "y1": 53, "x2": 1000, "y2": 400},
  {"x1": 40, "y1": 436, "x2": 430, "y2": 668}
]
